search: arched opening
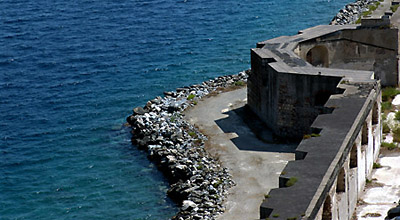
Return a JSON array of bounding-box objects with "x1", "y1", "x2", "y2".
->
[
  {"x1": 336, "y1": 167, "x2": 346, "y2": 193},
  {"x1": 350, "y1": 144, "x2": 358, "y2": 168},
  {"x1": 362, "y1": 122, "x2": 368, "y2": 145},
  {"x1": 372, "y1": 102, "x2": 379, "y2": 125},
  {"x1": 322, "y1": 195, "x2": 332, "y2": 220},
  {"x1": 306, "y1": 45, "x2": 329, "y2": 67}
]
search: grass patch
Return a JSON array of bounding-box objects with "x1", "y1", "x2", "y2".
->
[
  {"x1": 285, "y1": 177, "x2": 298, "y2": 187},
  {"x1": 362, "y1": 10, "x2": 372, "y2": 17},
  {"x1": 234, "y1": 80, "x2": 245, "y2": 86},
  {"x1": 303, "y1": 133, "x2": 320, "y2": 139},
  {"x1": 382, "y1": 142, "x2": 397, "y2": 150},
  {"x1": 264, "y1": 194, "x2": 270, "y2": 198},
  {"x1": 187, "y1": 94, "x2": 195, "y2": 100},
  {"x1": 382, "y1": 87, "x2": 400, "y2": 102},
  {"x1": 373, "y1": 162, "x2": 382, "y2": 169},
  {"x1": 355, "y1": 17, "x2": 361, "y2": 24},
  {"x1": 369, "y1": 4, "x2": 378, "y2": 11},
  {"x1": 381, "y1": 101, "x2": 392, "y2": 112},
  {"x1": 391, "y1": 4, "x2": 400, "y2": 13},
  {"x1": 393, "y1": 126, "x2": 400, "y2": 142},
  {"x1": 188, "y1": 131, "x2": 197, "y2": 137},
  {"x1": 382, "y1": 122, "x2": 390, "y2": 133},
  {"x1": 272, "y1": 214, "x2": 280, "y2": 218},
  {"x1": 395, "y1": 111, "x2": 400, "y2": 121}
]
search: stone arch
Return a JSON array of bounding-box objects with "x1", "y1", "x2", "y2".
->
[
  {"x1": 322, "y1": 194, "x2": 332, "y2": 220},
  {"x1": 336, "y1": 167, "x2": 346, "y2": 193},
  {"x1": 362, "y1": 122, "x2": 368, "y2": 145},
  {"x1": 350, "y1": 144, "x2": 358, "y2": 168},
  {"x1": 372, "y1": 102, "x2": 379, "y2": 125},
  {"x1": 306, "y1": 45, "x2": 329, "y2": 67}
]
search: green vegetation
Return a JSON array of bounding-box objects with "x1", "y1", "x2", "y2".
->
[
  {"x1": 393, "y1": 126, "x2": 400, "y2": 142},
  {"x1": 213, "y1": 179, "x2": 223, "y2": 188},
  {"x1": 382, "y1": 113, "x2": 387, "y2": 121},
  {"x1": 382, "y1": 87, "x2": 400, "y2": 102},
  {"x1": 395, "y1": 111, "x2": 400, "y2": 121},
  {"x1": 381, "y1": 142, "x2": 397, "y2": 150},
  {"x1": 382, "y1": 122, "x2": 390, "y2": 133},
  {"x1": 369, "y1": 3, "x2": 378, "y2": 11},
  {"x1": 285, "y1": 177, "x2": 298, "y2": 187},
  {"x1": 272, "y1": 214, "x2": 280, "y2": 218},
  {"x1": 187, "y1": 94, "x2": 196, "y2": 100},
  {"x1": 303, "y1": 133, "x2": 320, "y2": 139},
  {"x1": 362, "y1": 10, "x2": 372, "y2": 17},
  {"x1": 391, "y1": 4, "x2": 400, "y2": 13},
  {"x1": 366, "y1": 178, "x2": 372, "y2": 184},
  {"x1": 381, "y1": 101, "x2": 392, "y2": 112},
  {"x1": 264, "y1": 194, "x2": 270, "y2": 198},
  {"x1": 234, "y1": 81, "x2": 245, "y2": 86},
  {"x1": 358, "y1": 2, "x2": 382, "y2": 22},
  {"x1": 188, "y1": 131, "x2": 197, "y2": 137},
  {"x1": 373, "y1": 162, "x2": 382, "y2": 169}
]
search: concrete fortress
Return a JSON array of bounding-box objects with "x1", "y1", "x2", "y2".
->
[{"x1": 248, "y1": 17, "x2": 398, "y2": 219}]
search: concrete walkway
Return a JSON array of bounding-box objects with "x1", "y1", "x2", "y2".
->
[
  {"x1": 355, "y1": 152, "x2": 400, "y2": 219},
  {"x1": 184, "y1": 87, "x2": 294, "y2": 220}
]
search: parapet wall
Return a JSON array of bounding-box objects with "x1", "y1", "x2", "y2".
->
[{"x1": 248, "y1": 23, "x2": 385, "y2": 219}]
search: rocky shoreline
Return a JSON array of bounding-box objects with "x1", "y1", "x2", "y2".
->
[
  {"x1": 126, "y1": 71, "x2": 248, "y2": 220},
  {"x1": 330, "y1": 0, "x2": 379, "y2": 25}
]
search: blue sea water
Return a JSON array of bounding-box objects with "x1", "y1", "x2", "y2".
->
[{"x1": 0, "y1": 0, "x2": 352, "y2": 219}]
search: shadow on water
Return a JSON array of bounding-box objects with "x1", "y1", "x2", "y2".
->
[{"x1": 215, "y1": 105, "x2": 299, "y2": 153}]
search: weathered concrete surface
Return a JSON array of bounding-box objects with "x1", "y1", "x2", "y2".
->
[
  {"x1": 355, "y1": 153, "x2": 400, "y2": 219},
  {"x1": 184, "y1": 87, "x2": 294, "y2": 220}
]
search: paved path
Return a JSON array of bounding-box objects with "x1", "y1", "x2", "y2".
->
[
  {"x1": 184, "y1": 87, "x2": 294, "y2": 220},
  {"x1": 355, "y1": 152, "x2": 400, "y2": 219}
]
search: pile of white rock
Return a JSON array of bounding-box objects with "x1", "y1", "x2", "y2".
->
[
  {"x1": 127, "y1": 71, "x2": 249, "y2": 219},
  {"x1": 330, "y1": 0, "x2": 378, "y2": 25}
]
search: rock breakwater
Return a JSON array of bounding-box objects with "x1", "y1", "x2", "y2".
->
[
  {"x1": 127, "y1": 71, "x2": 248, "y2": 219},
  {"x1": 330, "y1": 0, "x2": 378, "y2": 25}
]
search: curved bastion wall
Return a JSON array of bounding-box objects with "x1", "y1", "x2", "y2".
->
[{"x1": 248, "y1": 20, "x2": 393, "y2": 219}]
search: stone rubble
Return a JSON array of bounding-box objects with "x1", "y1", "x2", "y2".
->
[
  {"x1": 330, "y1": 0, "x2": 379, "y2": 25},
  {"x1": 126, "y1": 71, "x2": 249, "y2": 220}
]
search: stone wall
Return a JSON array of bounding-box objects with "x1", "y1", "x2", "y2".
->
[
  {"x1": 296, "y1": 28, "x2": 399, "y2": 86},
  {"x1": 248, "y1": 51, "x2": 342, "y2": 139},
  {"x1": 249, "y1": 24, "x2": 384, "y2": 219}
]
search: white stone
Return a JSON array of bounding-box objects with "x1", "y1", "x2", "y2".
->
[
  {"x1": 392, "y1": 94, "x2": 400, "y2": 106},
  {"x1": 182, "y1": 200, "x2": 197, "y2": 210}
]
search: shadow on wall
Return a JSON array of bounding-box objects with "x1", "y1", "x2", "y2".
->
[{"x1": 214, "y1": 105, "x2": 299, "y2": 153}]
